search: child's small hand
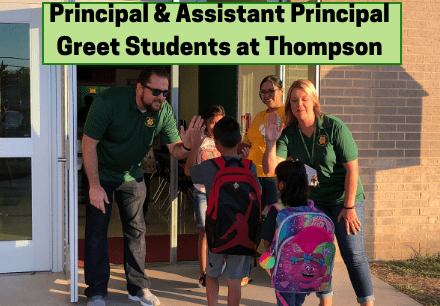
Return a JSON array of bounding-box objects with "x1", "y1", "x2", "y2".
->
[
  {"x1": 239, "y1": 146, "x2": 250, "y2": 159},
  {"x1": 237, "y1": 142, "x2": 251, "y2": 154}
]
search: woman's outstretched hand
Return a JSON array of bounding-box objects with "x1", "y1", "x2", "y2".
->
[{"x1": 265, "y1": 112, "x2": 284, "y2": 143}]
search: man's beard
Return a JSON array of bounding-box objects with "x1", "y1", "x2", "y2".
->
[{"x1": 144, "y1": 100, "x2": 162, "y2": 114}]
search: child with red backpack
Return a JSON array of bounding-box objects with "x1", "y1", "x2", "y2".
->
[
  {"x1": 260, "y1": 160, "x2": 335, "y2": 306},
  {"x1": 184, "y1": 105, "x2": 225, "y2": 288},
  {"x1": 186, "y1": 116, "x2": 262, "y2": 306}
]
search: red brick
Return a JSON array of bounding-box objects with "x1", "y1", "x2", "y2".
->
[
  {"x1": 406, "y1": 46, "x2": 433, "y2": 55},
  {"x1": 352, "y1": 115, "x2": 379, "y2": 123},
  {"x1": 372, "y1": 71, "x2": 399, "y2": 79},
  {"x1": 402, "y1": 2, "x2": 427, "y2": 11},
  {"x1": 373, "y1": 89, "x2": 398, "y2": 97},
  {"x1": 324, "y1": 79, "x2": 353, "y2": 87},
  {"x1": 352, "y1": 65, "x2": 381, "y2": 71},
  {"x1": 353, "y1": 80, "x2": 380, "y2": 88},
  {"x1": 358, "y1": 150, "x2": 378, "y2": 158},
  {"x1": 345, "y1": 71, "x2": 372, "y2": 79},
  {"x1": 379, "y1": 98, "x2": 406, "y2": 106},
  {"x1": 378, "y1": 133, "x2": 404, "y2": 140},
  {"x1": 321, "y1": 70, "x2": 345, "y2": 79},
  {"x1": 425, "y1": 56, "x2": 440, "y2": 63},
  {"x1": 344, "y1": 88, "x2": 372, "y2": 97},
  {"x1": 353, "y1": 97, "x2": 380, "y2": 106},
  {"x1": 403, "y1": 55, "x2": 426, "y2": 63},
  {"x1": 380, "y1": 80, "x2": 407, "y2": 88},
  {"x1": 400, "y1": 71, "x2": 424, "y2": 80},
  {"x1": 379, "y1": 116, "x2": 406, "y2": 123},
  {"x1": 407, "y1": 29, "x2": 430, "y2": 38},
  {"x1": 378, "y1": 150, "x2": 405, "y2": 157}
]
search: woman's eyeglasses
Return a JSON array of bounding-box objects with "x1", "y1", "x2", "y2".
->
[
  {"x1": 142, "y1": 84, "x2": 170, "y2": 97},
  {"x1": 259, "y1": 89, "x2": 279, "y2": 96}
]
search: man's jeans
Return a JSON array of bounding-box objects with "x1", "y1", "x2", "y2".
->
[
  {"x1": 315, "y1": 200, "x2": 375, "y2": 304},
  {"x1": 84, "y1": 177, "x2": 149, "y2": 298}
]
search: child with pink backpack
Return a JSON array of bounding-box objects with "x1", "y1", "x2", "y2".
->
[{"x1": 259, "y1": 160, "x2": 335, "y2": 306}]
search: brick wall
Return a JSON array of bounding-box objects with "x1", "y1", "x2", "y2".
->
[{"x1": 318, "y1": 0, "x2": 440, "y2": 261}]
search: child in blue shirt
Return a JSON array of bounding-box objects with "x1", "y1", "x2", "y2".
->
[{"x1": 186, "y1": 116, "x2": 261, "y2": 306}]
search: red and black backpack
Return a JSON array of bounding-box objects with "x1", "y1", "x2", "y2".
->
[{"x1": 205, "y1": 157, "x2": 262, "y2": 256}]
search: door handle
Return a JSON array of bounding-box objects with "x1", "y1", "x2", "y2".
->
[{"x1": 59, "y1": 140, "x2": 70, "y2": 169}]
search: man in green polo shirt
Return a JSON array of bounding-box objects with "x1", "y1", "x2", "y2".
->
[{"x1": 82, "y1": 66, "x2": 196, "y2": 306}]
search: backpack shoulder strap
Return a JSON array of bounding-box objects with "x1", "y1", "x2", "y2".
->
[
  {"x1": 210, "y1": 156, "x2": 226, "y2": 169},
  {"x1": 268, "y1": 202, "x2": 285, "y2": 212},
  {"x1": 269, "y1": 202, "x2": 285, "y2": 257},
  {"x1": 241, "y1": 158, "x2": 252, "y2": 169}
]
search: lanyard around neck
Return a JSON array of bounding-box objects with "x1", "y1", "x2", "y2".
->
[{"x1": 298, "y1": 123, "x2": 316, "y2": 166}]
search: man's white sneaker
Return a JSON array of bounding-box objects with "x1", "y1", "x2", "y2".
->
[
  {"x1": 87, "y1": 295, "x2": 105, "y2": 306},
  {"x1": 128, "y1": 288, "x2": 160, "y2": 306}
]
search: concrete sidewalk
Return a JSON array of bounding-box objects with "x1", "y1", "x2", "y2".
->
[{"x1": 0, "y1": 261, "x2": 421, "y2": 305}]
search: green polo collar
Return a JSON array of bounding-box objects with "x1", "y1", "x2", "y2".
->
[{"x1": 316, "y1": 115, "x2": 330, "y2": 130}]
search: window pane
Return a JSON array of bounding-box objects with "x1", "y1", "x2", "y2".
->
[
  {"x1": 0, "y1": 24, "x2": 30, "y2": 138},
  {"x1": 0, "y1": 158, "x2": 32, "y2": 241}
]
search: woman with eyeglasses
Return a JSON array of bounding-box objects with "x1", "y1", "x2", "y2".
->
[{"x1": 239, "y1": 75, "x2": 286, "y2": 286}]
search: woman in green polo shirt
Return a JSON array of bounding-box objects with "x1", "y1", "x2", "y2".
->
[{"x1": 262, "y1": 79, "x2": 375, "y2": 306}]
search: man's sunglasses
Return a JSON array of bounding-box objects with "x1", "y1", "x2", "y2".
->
[{"x1": 142, "y1": 84, "x2": 170, "y2": 97}]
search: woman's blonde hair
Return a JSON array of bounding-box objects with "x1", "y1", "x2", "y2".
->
[{"x1": 284, "y1": 79, "x2": 325, "y2": 127}]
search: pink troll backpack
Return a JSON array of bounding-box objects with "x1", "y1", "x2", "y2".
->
[{"x1": 259, "y1": 200, "x2": 335, "y2": 293}]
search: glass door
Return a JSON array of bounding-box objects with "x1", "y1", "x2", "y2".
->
[{"x1": 0, "y1": 8, "x2": 51, "y2": 273}]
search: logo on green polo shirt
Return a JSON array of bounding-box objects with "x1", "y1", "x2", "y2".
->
[
  {"x1": 317, "y1": 135, "x2": 328, "y2": 146},
  {"x1": 145, "y1": 117, "x2": 156, "y2": 127}
]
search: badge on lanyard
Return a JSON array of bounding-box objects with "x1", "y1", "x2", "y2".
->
[
  {"x1": 304, "y1": 162, "x2": 319, "y2": 187},
  {"x1": 298, "y1": 124, "x2": 319, "y2": 187}
]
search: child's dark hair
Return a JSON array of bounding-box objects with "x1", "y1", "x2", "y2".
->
[
  {"x1": 202, "y1": 105, "x2": 225, "y2": 121},
  {"x1": 275, "y1": 160, "x2": 310, "y2": 208},
  {"x1": 213, "y1": 116, "x2": 241, "y2": 149}
]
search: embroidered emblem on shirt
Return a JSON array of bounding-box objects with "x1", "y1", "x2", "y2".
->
[
  {"x1": 145, "y1": 117, "x2": 156, "y2": 127},
  {"x1": 317, "y1": 135, "x2": 328, "y2": 146},
  {"x1": 233, "y1": 182, "x2": 239, "y2": 189}
]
